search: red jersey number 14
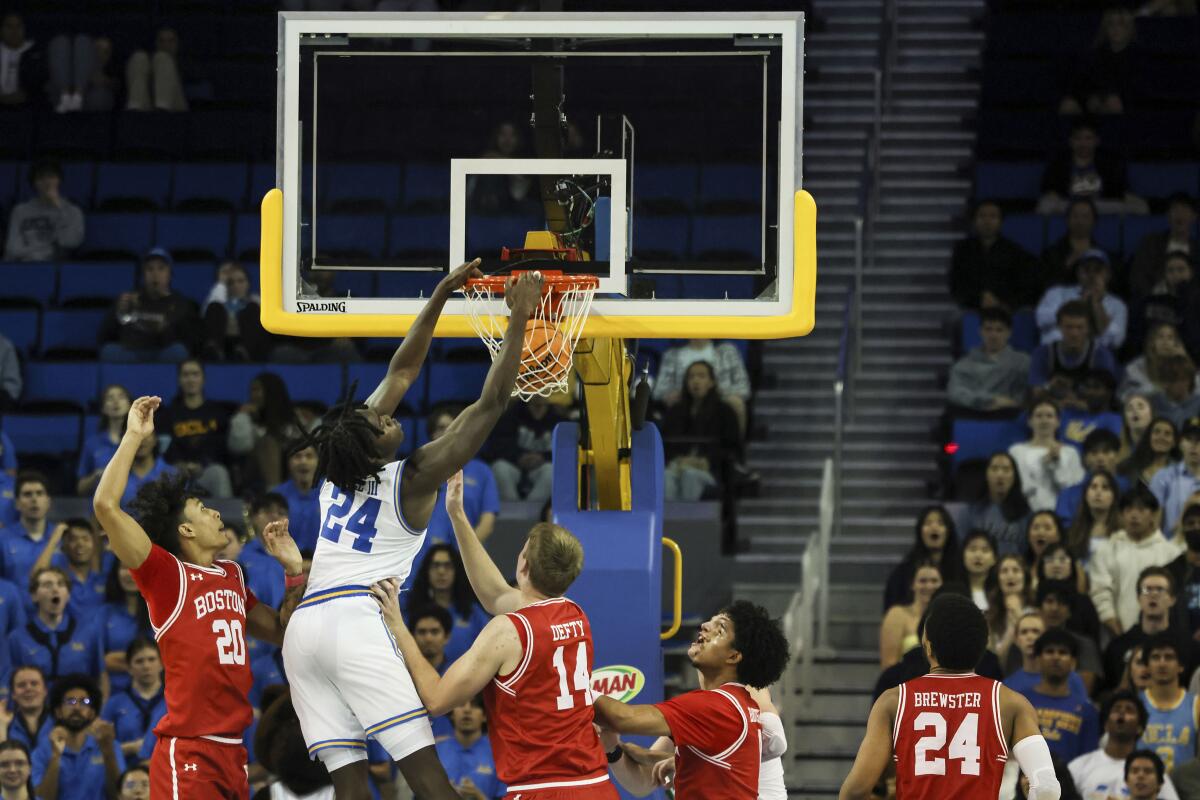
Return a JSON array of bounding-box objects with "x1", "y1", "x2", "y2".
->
[
  {"x1": 552, "y1": 642, "x2": 593, "y2": 711},
  {"x1": 913, "y1": 712, "x2": 981, "y2": 776}
]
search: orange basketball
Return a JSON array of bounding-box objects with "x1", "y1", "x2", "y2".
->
[{"x1": 522, "y1": 320, "x2": 570, "y2": 392}]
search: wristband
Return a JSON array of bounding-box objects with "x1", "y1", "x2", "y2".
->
[
  {"x1": 285, "y1": 572, "x2": 306, "y2": 589},
  {"x1": 606, "y1": 746, "x2": 623, "y2": 764}
]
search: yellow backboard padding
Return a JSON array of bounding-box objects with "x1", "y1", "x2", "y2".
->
[{"x1": 258, "y1": 188, "x2": 816, "y2": 339}]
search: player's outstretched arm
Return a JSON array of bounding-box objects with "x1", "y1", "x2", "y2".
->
[
  {"x1": 596, "y1": 727, "x2": 673, "y2": 797},
  {"x1": 245, "y1": 520, "x2": 306, "y2": 645},
  {"x1": 839, "y1": 688, "x2": 898, "y2": 800},
  {"x1": 371, "y1": 579, "x2": 514, "y2": 716},
  {"x1": 367, "y1": 259, "x2": 482, "y2": 417},
  {"x1": 403, "y1": 272, "x2": 544, "y2": 501},
  {"x1": 446, "y1": 471, "x2": 523, "y2": 616},
  {"x1": 92, "y1": 396, "x2": 159, "y2": 569},
  {"x1": 593, "y1": 696, "x2": 672, "y2": 738},
  {"x1": 1003, "y1": 687, "x2": 1062, "y2": 800}
]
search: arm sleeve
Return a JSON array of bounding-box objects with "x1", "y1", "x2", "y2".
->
[
  {"x1": 1013, "y1": 735, "x2": 1061, "y2": 800},
  {"x1": 654, "y1": 690, "x2": 745, "y2": 755},
  {"x1": 128, "y1": 545, "x2": 184, "y2": 630},
  {"x1": 759, "y1": 711, "x2": 787, "y2": 761}
]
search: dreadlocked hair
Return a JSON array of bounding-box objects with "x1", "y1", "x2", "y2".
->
[
  {"x1": 291, "y1": 381, "x2": 384, "y2": 493},
  {"x1": 129, "y1": 471, "x2": 194, "y2": 558}
]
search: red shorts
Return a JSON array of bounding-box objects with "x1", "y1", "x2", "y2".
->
[
  {"x1": 150, "y1": 735, "x2": 249, "y2": 800},
  {"x1": 505, "y1": 777, "x2": 620, "y2": 799}
]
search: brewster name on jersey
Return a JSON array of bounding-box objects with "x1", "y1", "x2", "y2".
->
[
  {"x1": 194, "y1": 589, "x2": 248, "y2": 619},
  {"x1": 911, "y1": 692, "x2": 984, "y2": 709}
]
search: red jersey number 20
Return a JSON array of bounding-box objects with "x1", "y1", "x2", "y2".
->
[
  {"x1": 913, "y1": 712, "x2": 981, "y2": 776},
  {"x1": 551, "y1": 642, "x2": 593, "y2": 711},
  {"x1": 213, "y1": 619, "x2": 247, "y2": 666}
]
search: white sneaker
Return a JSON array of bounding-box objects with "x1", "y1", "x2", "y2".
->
[
  {"x1": 54, "y1": 93, "x2": 72, "y2": 113},
  {"x1": 69, "y1": 91, "x2": 84, "y2": 111}
]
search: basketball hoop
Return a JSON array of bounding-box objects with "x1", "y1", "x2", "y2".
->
[{"x1": 461, "y1": 270, "x2": 599, "y2": 400}]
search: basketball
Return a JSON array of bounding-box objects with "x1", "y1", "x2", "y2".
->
[{"x1": 522, "y1": 319, "x2": 571, "y2": 392}]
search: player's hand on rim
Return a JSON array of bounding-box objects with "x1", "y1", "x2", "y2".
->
[
  {"x1": 505, "y1": 271, "x2": 544, "y2": 317},
  {"x1": 262, "y1": 519, "x2": 304, "y2": 576},
  {"x1": 369, "y1": 578, "x2": 404, "y2": 628},
  {"x1": 126, "y1": 396, "x2": 161, "y2": 439},
  {"x1": 441, "y1": 258, "x2": 483, "y2": 293}
]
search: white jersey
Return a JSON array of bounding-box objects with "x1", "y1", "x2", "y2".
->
[{"x1": 305, "y1": 460, "x2": 427, "y2": 593}]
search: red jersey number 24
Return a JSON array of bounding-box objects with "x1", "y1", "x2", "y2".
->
[
  {"x1": 913, "y1": 712, "x2": 980, "y2": 776},
  {"x1": 552, "y1": 642, "x2": 593, "y2": 711}
]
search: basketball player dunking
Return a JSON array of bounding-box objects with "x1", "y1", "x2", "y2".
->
[
  {"x1": 371, "y1": 470, "x2": 616, "y2": 800},
  {"x1": 282, "y1": 266, "x2": 544, "y2": 800},
  {"x1": 840, "y1": 593, "x2": 1062, "y2": 800},
  {"x1": 93, "y1": 396, "x2": 305, "y2": 799}
]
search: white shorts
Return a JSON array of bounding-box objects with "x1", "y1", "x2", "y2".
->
[{"x1": 282, "y1": 586, "x2": 435, "y2": 771}]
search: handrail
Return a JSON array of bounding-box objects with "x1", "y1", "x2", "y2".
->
[{"x1": 660, "y1": 537, "x2": 682, "y2": 640}]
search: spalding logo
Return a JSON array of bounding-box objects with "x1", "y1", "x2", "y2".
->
[{"x1": 591, "y1": 665, "x2": 645, "y2": 702}]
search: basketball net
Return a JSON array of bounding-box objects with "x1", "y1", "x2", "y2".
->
[{"x1": 461, "y1": 271, "x2": 598, "y2": 400}]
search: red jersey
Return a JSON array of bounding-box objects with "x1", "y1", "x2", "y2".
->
[
  {"x1": 893, "y1": 673, "x2": 1009, "y2": 800},
  {"x1": 482, "y1": 597, "x2": 613, "y2": 794},
  {"x1": 131, "y1": 545, "x2": 258, "y2": 740},
  {"x1": 653, "y1": 683, "x2": 762, "y2": 800}
]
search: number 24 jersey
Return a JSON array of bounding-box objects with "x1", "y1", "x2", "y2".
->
[
  {"x1": 130, "y1": 545, "x2": 259, "y2": 740},
  {"x1": 893, "y1": 674, "x2": 1009, "y2": 800}
]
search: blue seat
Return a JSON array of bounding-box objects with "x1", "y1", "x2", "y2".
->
[
  {"x1": 203, "y1": 364, "x2": 261, "y2": 405},
  {"x1": 94, "y1": 163, "x2": 172, "y2": 209},
  {"x1": 1122, "y1": 216, "x2": 1171, "y2": 257},
  {"x1": 40, "y1": 309, "x2": 106, "y2": 354},
  {"x1": 466, "y1": 216, "x2": 542, "y2": 258},
  {"x1": 426, "y1": 361, "x2": 491, "y2": 405},
  {"x1": 1127, "y1": 163, "x2": 1200, "y2": 200},
  {"x1": 636, "y1": 164, "x2": 699, "y2": 212},
  {"x1": 632, "y1": 214, "x2": 689, "y2": 260},
  {"x1": 698, "y1": 164, "x2": 760, "y2": 211},
  {"x1": 171, "y1": 163, "x2": 249, "y2": 210},
  {"x1": 154, "y1": 213, "x2": 232, "y2": 261},
  {"x1": 1, "y1": 414, "x2": 80, "y2": 455},
  {"x1": 57, "y1": 261, "x2": 136, "y2": 304},
  {"x1": 690, "y1": 215, "x2": 760, "y2": 260},
  {"x1": 949, "y1": 418, "x2": 1026, "y2": 469},
  {"x1": 318, "y1": 163, "x2": 403, "y2": 212},
  {"x1": 233, "y1": 213, "x2": 260, "y2": 259},
  {"x1": 170, "y1": 263, "x2": 216, "y2": 305},
  {"x1": 377, "y1": 271, "x2": 442, "y2": 298},
  {"x1": 961, "y1": 311, "x2": 982, "y2": 352},
  {"x1": 80, "y1": 213, "x2": 154, "y2": 258},
  {"x1": 348, "y1": 363, "x2": 428, "y2": 412},
  {"x1": 22, "y1": 362, "x2": 98, "y2": 409},
  {"x1": 402, "y1": 163, "x2": 450, "y2": 211},
  {"x1": 98, "y1": 364, "x2": 178, "y2": 398},
  {"x1": 316, "y1": 214, "x2": 387, "y2": 259},
  {"x1": 974, "y1": 161, "x2": 1043, "y2": 200},
  {"x1": 0, "y1": 263, "x2": 55, "y2": 306},
  {"x1": 270, "y1": 364, "x2": 344, "y2": 407},
  {"x1": 1001, "y1": 213, "x2": 1044, "y2": 253},
  {"x1": 0, "y1": 309, "x2": 38, "y2": 354},
  {"x1": 389, "y1": 214, "x2": 450, "y2": 259}
]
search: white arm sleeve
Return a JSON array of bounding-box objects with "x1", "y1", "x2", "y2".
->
[
  {"x1": 759, "y1": 712, "x2": 787, "y2": 762},
  {"x1": 1013, "y1": 735, "x2": 1060, "y2": 800}
]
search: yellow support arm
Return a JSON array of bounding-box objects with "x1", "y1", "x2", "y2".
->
[{"x1": 572, "y1": 337, "x2": 632, "y2": 511}]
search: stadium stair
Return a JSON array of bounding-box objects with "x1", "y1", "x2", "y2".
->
[{"x1": 728, "y1": 1, "x2": 986, "y2": 796}]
